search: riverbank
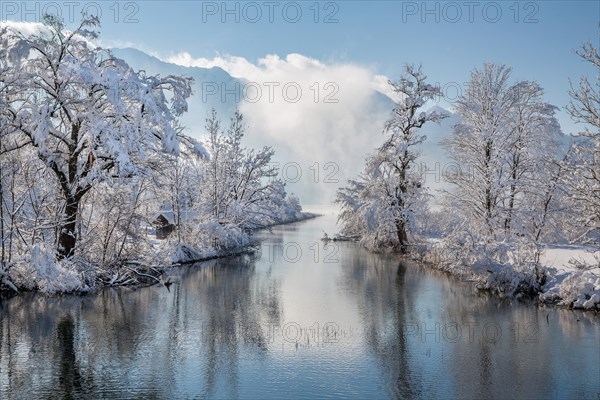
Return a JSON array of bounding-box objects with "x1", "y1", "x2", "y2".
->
[
  {"x1": 320, "y1": 226, "x2": 600, "y2": 311},
  {"x1": 162, "y1": 212, "x2": 321, "y2": 266},
  {"x1": 0, "y1": 212, "x2": 320, "y2": 295},
  {"x1": 418, "y1": 242, "x2": 600, "y2": 311}
]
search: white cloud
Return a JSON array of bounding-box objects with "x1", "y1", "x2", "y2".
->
[
  {"x1": 2, "y1": 20, "x2": 48, "y2": 36},
  {"x1": 371, "y1": 74, "x2": 403, "y2": 102},
  {"x1": 167, "y1": 52, "x2": 263, "y2": 79},
  {"x1": 166, "y1": 51, "x2": 394, "y2": 204}
]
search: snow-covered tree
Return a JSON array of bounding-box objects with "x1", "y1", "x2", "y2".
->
[
  {"x1": 564, "y1": 42, "x2": 600, "y2": 245},
  {"x1": 201, "y1": 108, "x2": 299, "y2": 230},
  {"x1": 337, "y1": 155, "x2": 430, "y2": 251},
  {"x1": 78, "y1": 177, "x2": 151, "y2": 269},
  {"x1": 337, "y1": 65, "x2": 446, "y2": 253},
  {"x1": 502, "y1": 80, "x2": 562, "y2": 240},
  {"x1": 443, "y1": 63, "x2": 564, "y2": 269},
  {"x1": 444, "y1": 64, "x2": 563, "y2": 241},
  {"x1": 203, "y1": 108, "x2": 227, "y2": 222},
  {"x1": 221, "y1": 109, "x2": 280, "y2": 228},
  {"x1": 1, "y1": 15, "x2": 194, "y2": 258},
  {"x1": 443, "y1": 64, "x2": 515, "y2": 242}
]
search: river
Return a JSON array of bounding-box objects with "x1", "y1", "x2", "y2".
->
[{"x1": 0, "y1": 211, "x2": 598, "y2": 399}]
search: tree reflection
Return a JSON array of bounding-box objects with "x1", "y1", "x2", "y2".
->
[
  {"x1": 185, "y1": 255, "x2": 280, "y2": 398},
  {"x1": 57, "y1": 314, "x2": 82, "y2": 398},
  {"x1": 337, "y1": 245, "x2": 600, "y2": 399},
  {"x1": 338, "y1": 246, "x2": 423, "y2": 398},
  {"x1": 0, "y1": 251, "x2": 283, "y2": 398}
]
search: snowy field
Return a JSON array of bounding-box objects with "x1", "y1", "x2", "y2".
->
[{"x1": 540, "y1": 245, "x2": 600, "y2": 272}]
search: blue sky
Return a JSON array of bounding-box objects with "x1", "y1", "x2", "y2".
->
[
  {"x1": 166, "y1": 2, "x2": 587, "y2": 132},
  {"x1": 4, "y1": 1, "x2": 598, "y2": 132}
]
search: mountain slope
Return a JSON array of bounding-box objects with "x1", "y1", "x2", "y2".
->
[{"x1": 111, "y1": 47, "x2": 243, "y2": 133}]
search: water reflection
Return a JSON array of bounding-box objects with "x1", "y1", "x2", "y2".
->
[
  {"x1": 337, "y1": 244, "x2": 600, "y2": 399},
  {"x1": 338, "y1": 248, "x2": 424, "y2": 398},
  {"x1": 0, "y1": 215, "x2": 598, "y2": 399},
  {"x1": 57, "y1": 315, "x2": 83, "y2": 398},
  {"x1": 0, "y1": 253, "x2": 283, "y2": 398}
]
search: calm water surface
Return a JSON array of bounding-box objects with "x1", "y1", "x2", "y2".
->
[{"x1": 1, "y1": 211, "x2": 599, "y2": 399}]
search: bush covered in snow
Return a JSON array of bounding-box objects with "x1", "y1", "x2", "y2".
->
[
  {"x1": 541, "y1": 269, "x2": 600, "y2": 310},
  {"x1": 10, "y1": 244, "x2": 87, "y2": 293}
]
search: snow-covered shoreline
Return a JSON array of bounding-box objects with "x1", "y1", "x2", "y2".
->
[
  {"x1": 165, "y1": 212, "x2": 320, "y2": 265},
  {"x1": 0, "y1": 213, "x2": 320, "y2": 296},
  {"x1": 419, "y1": 242, "x2": 600, "y2": 311}
]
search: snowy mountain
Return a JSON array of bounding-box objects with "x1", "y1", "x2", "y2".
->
[{"x1": 111, "y1": 48, "x2": 456, "y2": 204}]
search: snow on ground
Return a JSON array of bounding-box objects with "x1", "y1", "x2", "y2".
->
[
  {"x1": 539, "y1": 245, "x2": 600, "y2": 310},
  {"x1": 540, "y1": 245, "x2": 600, "y2": 273}
]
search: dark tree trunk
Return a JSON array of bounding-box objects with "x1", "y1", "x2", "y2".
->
[
  {"x1": 504, "y1": 183, "x2": 516, "y2": 236},
  {"x1": 396, "y1": 157, "x2": 409, "y2": 254},
  {"x1": 58, "y1": 196, "x2": 79, "y2": 259},
  {"x1": 56, "y1": 122, "x2": 86, "y2": 259},
  {"x1": 396, "y1": 220, "x2": 408, "y2": 254},
  {"x1": 0, "y1": 176, "x2": 5, "y2": 265}
]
